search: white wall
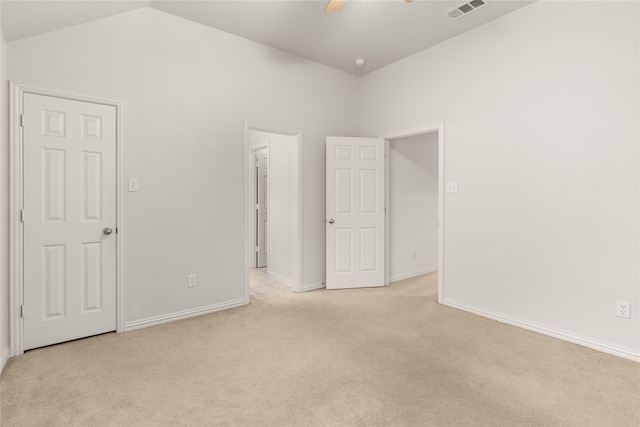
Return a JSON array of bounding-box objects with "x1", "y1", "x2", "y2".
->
[
  {"x1": 267, "y1": 133, "x2": 296, "y2": 285},
  {"x1": 0, "y1": 6, "x2": 10, "y2": 370},
  {"x1": 389, "y1": 133, "x2": 438, "y2": 281},
  {"x1": 248, "y1": 130, "x2": 296, "y2": 285},
  {"x1": 359, "y1": 1, "x2": 639, "y2": 359},
  {"x1": 6, "y1": 8, "x2": 358, "y2": 327}
]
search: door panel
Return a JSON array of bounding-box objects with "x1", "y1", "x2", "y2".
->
[
  {"x1": 23, "y1": 93, "x2": 116, "y2": 350},
  {"x1": 326, "y1": 137, "x2": 385, "y2": 289}
]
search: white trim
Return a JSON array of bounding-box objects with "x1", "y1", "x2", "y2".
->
[
  {"x1": 9, "y1": 81, "x2": 126, "y2": 356},
  {"x1": 244, "y1": 123, "x2": 303, "y2": 296},
  {"x1": 442, "y1": 298, "x2": 640, "y2": 362},
  {"x1": 124, "y1": 299, "x2": 246, "y2": 331},
  {"x1": 302, "y1": 281, "x2": 326, "y2": 292},
  {"x1": 390, "y1": 268, "x2": 437, "y2": 283},
  {"x1": 381, "y1": 123, "x2": 445, "y2": 303},
  {"x1": 437, "y1": 126, "x2": 444, "y2": 303},
  {"x1": 268, "y1": 271, "x2": 293, "y2": 287},
  {"x1": 384, "y1": 140, "x2": 390, "y2": 286}
]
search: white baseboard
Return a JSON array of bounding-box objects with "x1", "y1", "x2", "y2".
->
[
  {"x1": 1, "y1": 347, "x2": 11, "y2": 374},
  {"x1": 442, "y1": 298, "x2": 640, "y2": 362},
  {"x1": 124, "y1": 299, "x2": 247, "y2": 332},
  {"x1": 302, "y1": 281, "x2": 325, "y2": 292},
  {"x1": 390, "y1": 268, "x2": 437, "y2": 283},
  {"x1": 267, "y1": 271, "x2": 293, "y2": 286}
]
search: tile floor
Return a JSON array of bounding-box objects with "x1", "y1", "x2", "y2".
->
[{"x1": 249, "y1": 267, "x2": 293, "y2": 299}]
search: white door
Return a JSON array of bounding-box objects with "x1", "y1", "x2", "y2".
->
[
  {"x1": 22, "y1": 93, "x2": 117, "y2": 350},
  {"x1": 326, "y1": 136, "x2": 386, "y2": 289},
  {"x1": 256, "y1": 148, "x2": 268, "y2": 267}
]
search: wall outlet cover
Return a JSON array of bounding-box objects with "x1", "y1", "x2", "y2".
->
[
  {"x1": 188, "y1": 274, "x2": 197, "y2": 288},
  {"x1": 128, "y1": 178, "x2": 139, "y2": 192},
  {"x1": 616, "y1": 301, "x2": 630, "y2": 319}
]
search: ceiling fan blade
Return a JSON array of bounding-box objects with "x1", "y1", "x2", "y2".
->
[{"x1": 324, "y1": 0, "x2": 346, "y2": 13}]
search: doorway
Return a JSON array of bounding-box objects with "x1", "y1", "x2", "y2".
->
[
  {"x1": 387, "y1": 133, "x2": 439, "y2": 280},
  {"x1": 383, "y1": 125, "x2": 444, "y2": 302},
  {"x1": 323, "y1": 126, "x2": 444, "y2": 300},
  {"x1": 9, "y1": 82, "x2": 125, "y2": 356},
  {"x1": 244, "y1": 123, "x2": 302, "y2": 300}
]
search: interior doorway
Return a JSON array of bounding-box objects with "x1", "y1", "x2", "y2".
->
[
  {"x1": 383, "y1": 125, "x2": 444, "y2": 302},
  {"x1": 323, "y1": 126, "x2": 444, "y2": 299},
  {"x1": 244, "y1": 123, "x2": 302, "y2": 300},
  {"x1": 387, "y1": 133, "x2": 439, "y2": 281}
]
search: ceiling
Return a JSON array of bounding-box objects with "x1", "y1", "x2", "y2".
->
[{"x1": 1, "y1": 0, "x2": 534, "y2": 75}]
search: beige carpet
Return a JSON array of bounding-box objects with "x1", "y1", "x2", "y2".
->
[{"x1": 1, "y1": 273, "x2": 638, "y2": 426}]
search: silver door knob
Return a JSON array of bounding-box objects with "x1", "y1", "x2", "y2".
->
[
  {"x1": 328, "y1": 219, "x2": 334, "y2": 224},
  {"x1": 103, "y1": 227, "x2": 113, "y2": 235}
]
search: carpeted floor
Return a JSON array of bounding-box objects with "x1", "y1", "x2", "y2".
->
[{"x1": 1, "y1": 272, "x2": 638, "y2": 426}]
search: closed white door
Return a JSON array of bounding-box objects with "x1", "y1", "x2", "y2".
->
[
  {"x1": 22, "y1": 93, "x2": 117, "y2": 350},
  {"x1": 256, "y1": 148, "x2": 269, "y2": 267},
  {"x1": 326, "y1": 137, "x2": 385, "y2": 289}
]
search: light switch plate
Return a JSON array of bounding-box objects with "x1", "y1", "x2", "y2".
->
[
  {"x1": 128, "y1": 178, "x2": 139, "y2": 192},
  {"x1": 447, "y1": 181, "x2": 458, "y2": 193}
]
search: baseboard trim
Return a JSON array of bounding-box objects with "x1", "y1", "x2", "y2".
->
[
  {"x1": 302, "y1": 281, "x2": 325, "y2": 292},
  {"x1": 124, "y1": 299, "x2": 247, "y2": 332},
  {"x1": 268, "y1": 271, "x2": 293, "y2": 286},
  {"x1": 442, "y1": 298, "x2": 640, "y2": 362},
  {"x1": 1, "y1": 347, "x2": 11, "y2": 374},
  {"x1": 390, "y1": 268, "x2": 437, "y2": 283}
]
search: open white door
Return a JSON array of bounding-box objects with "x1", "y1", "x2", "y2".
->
[
  {"x1": 326, "y1": 136, "x2": 385, "y2": 289},
  {"x1": 255, "y1": 148, "x2": 268, "y2": 267}
]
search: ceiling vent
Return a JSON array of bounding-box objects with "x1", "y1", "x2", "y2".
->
[{"x1": 448, "y1": 0, "x2": 489, "y2": 20}]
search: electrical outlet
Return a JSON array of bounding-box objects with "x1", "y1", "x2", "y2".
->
[
  {"x1": 128, "y1": 178, "x2": 139, "y2": 192},
  {"x1": 411, "y1": 250, "x2": 417, "y2": 259},
  {"x1": 447, "y1": 181, "x2": 458, "y2": 193},
  {"x1": 188, "y1": 274, "x2": 197, "y2": 288},
  {"x1": 616, "y1": 301, "x2": 630, "y2": 319}
]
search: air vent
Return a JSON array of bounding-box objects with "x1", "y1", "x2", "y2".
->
[{"x1": 448, "y1": 0, "x2": 489, "y2": 20}]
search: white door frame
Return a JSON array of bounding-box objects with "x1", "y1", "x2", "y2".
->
[
  {"x1": 9, "y1": 81, "x2": 126, "y2": 356},
  {"x1": 243, "y1": 123, "x2": 303, "y2": 297},
  {"x1": 381, "y1": 124, "x2": 445, "y2": 303}
]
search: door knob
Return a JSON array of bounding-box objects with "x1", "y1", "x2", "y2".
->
[
  {"x1": 103, "y1": 227, "x2": 113, "y2": 235},
  {"x1": 328, "y1": 219, "x2": 334, "y2": 224}
]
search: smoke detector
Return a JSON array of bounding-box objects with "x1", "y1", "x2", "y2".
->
[{"x1": 448, "y1": 0, "x2": 489, "y2": 20}]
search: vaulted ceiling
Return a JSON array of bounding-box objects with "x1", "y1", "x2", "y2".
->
[{"x1": 1, "y1": 0, "x2": 534, "y2": 75}]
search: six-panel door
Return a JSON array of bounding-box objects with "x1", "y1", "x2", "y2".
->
[
  {"x1": 256, "y1": 148, "x2": 269, "y2": 268},
  {"x1": 23, "y1": 93, "x2": 117, "y2": 350},
  {"x1": 326, "y1": 136, "x2": 385, "y2": 289}
]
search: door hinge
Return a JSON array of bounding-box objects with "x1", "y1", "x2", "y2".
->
[
  {"x1": 20, "y1": 209, "x2": 25, "y2": 222},
  {"x1": 20, "y1": 114, "x2": 25, "y2": 127},
  {"x1": 116, "y1": 227, "x2": 118, "y2": 234},
  {"x1": 20, "y1": 305, "x2": 25, "y2": 318}
]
